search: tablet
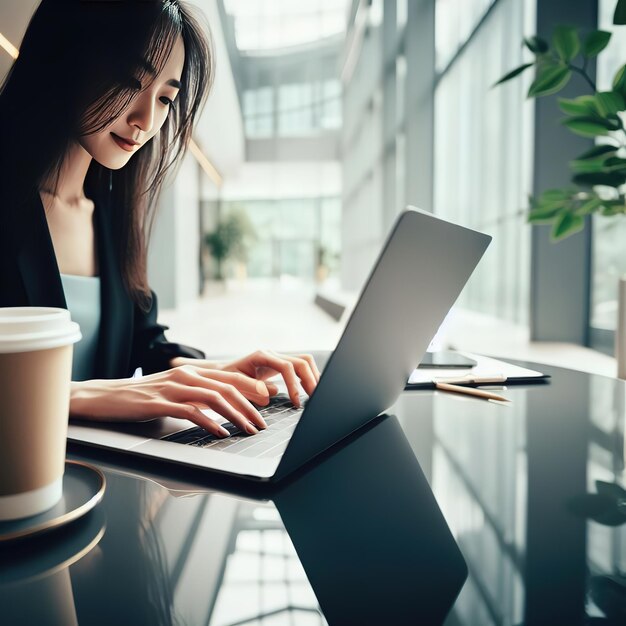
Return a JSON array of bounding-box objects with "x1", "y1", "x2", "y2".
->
[{"x1": 418, "y1": 351, "x2": 477, "y2": 369}]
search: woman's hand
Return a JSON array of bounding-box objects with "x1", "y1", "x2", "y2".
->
[
  {"x1": 171, "y1": 350, "x2": 321, "y2": 408},
  {"x1": 222, "y1": 350, "x2": 320, "y2": 408},
  {"x1": 70, "y1": 365, "x2": 272, "y2": 438}
]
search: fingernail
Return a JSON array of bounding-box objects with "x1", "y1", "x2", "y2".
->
[
  {"x1": 219, "y1": 426, "x2": 230, "y2": 437},
  {"x1": 258, "y1": 417, "x2": 267, "y2": 429},
  {"x1": 246, "y1": 422, "x2": 259, "y2": 435},
  {"x1": 256, "y1": 380, "x2": 269, "y2": 397}
]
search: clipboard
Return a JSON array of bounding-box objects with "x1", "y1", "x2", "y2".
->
[{"x1": 405, "y1": 352, "x2": 551, "y2": 390}]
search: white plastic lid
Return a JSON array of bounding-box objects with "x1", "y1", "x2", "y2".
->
[{"x1": 0, "y1": 307, "x2": 82, "y2": 354}]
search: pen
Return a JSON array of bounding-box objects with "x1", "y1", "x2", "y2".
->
[{"x1": 434, "y1": 381, "x2": 509, "y2": 402}]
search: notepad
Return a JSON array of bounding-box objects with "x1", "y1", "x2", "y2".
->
[{"x1": 406, "y1": 352, "x2": 549, "y2": 389}]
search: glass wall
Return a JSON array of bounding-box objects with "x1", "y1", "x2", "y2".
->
[
  {"x1": 341, "y1": 2, "x2": 387, "y2": 291},
  {"x1": 244, "y1": 79, "x2": 342, "y2": 139},
  {"x1": 434, "y1": 0, "x2": 534, "y2": 325},
  {"x1": 205, "y1": 198, "x2": 341, "y2": 282},
  {"x1": 590, "y1": 0, "x2": 626, "y2": 334},
  {"x1": 435, "y1": 0, "x2": 497, "y2": 71},
  {"x1": 341, "y1": 0, "x2": 533, "y2": 325},
  {"x1": 213, "y1": 1, "x2": 345, "y2": 288}
]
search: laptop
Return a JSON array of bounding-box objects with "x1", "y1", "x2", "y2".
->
[{"x1": 68, "y1": 207, "x2": 491, "y2": 481}]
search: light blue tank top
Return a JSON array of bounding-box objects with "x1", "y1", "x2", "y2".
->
[{"x1": 60, "y1": 274, "x2": 101, "y2": 381}]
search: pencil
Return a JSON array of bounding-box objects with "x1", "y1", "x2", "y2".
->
[{"x1": 435, "y1": 381, "x2": 509, "y2": 402}]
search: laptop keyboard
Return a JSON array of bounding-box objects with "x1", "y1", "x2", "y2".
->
[{"x1": 163, "y1": 394, "x2": 305, "y2": 459}]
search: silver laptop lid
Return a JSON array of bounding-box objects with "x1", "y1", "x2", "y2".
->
[{"x1": 274, "y1": 207, "x2": 491, "y2": 479}]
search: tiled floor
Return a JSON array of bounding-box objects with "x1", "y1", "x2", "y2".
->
[
  {"x1": 158, "y1": 278, "x2": 344, "y2": 360},
  {"x1": 159, "y1": 280, "x2": 618, "y2": 379}
]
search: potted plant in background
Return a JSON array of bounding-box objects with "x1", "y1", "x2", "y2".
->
[
  {"x1": 204, "y1": 208, "x2": 257, "y2": 289},
  {"x1": 495, "y1": 0, "x2": 626, "y2": 373}
]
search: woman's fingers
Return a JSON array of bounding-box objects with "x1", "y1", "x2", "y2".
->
[
  {"x1": 282, "y1": 354, "x2": 318, "y2": 395},
  {"x1": 256, "y1": 351, "x2": 319, "y2": 398},
  {"x1": 222, "y1": 351, "x2": 320, "y2": 405},
  {"x1": 266, "y1": 382, "x2": 280, "y2": 396},
  {"x1": 157, "y1": 401, "x2": 230, "y2": 437},
  {"x1": 298, "y1": 353, "x2": 321, "y2": 382},
  {"x1": 247, "y1": 352, "x2": 306, "y2": 407},
  {"x1": 192, "y1": 368, "x2": 272, "y2": 406},
  {"x1": 166, "y1": 381, "x2": 266, "y2": 432},
  {"x1": 171, "y1": 366, "x2": 267, "y2": 428}
]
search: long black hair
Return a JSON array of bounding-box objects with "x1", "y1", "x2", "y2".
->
[{"x1": 0, "y1": 0, "x2": 214, "y2": 310}]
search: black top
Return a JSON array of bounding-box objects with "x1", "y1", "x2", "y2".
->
[{"x1": 0, "y1": 187, "x2": 204, "y2": 377}]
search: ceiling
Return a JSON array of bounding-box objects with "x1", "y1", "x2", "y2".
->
[{"x1": 222, "y1": 0, "x2": 348, "y2": 53}]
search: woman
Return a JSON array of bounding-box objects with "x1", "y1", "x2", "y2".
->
[{"x1": 0, "y1": 0, "x2": 319, "y2": 438}]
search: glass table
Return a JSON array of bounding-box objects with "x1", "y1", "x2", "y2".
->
[{"x1": 2, "y1": 355, "x2": 625, "y2": 625}]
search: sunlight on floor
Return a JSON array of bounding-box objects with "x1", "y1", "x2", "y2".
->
[{"x1": 159, "y1": 278, "x2": 344, "y2": 359}]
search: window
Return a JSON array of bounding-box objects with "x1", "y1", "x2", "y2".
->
[
  {"x1": 244, "y1": 87, "x2": 274, "y2": 138},
  {"x1": 278, "y1": 83, "x2": 314, "y2": 136},
  {"x1": 434, "y1": 0, "x2": 533, "y2": 324},
  {"x1": 435, "y1": 0, "x2": 497, "y2": 71},
  {"x1": 590, "y1": 0, "x2": 626, "y2": 337}
]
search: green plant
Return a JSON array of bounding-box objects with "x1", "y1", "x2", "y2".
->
[
  {"x1": 204, "y1": 209, "x2": 257, "y2": 280},
  {"x1": 494, "y1": 0, "x2": 626, "y2": 241}
]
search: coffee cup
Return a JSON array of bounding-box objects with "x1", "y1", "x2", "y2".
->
[{"x1": 0, "y1": 307, "x2": 81, "y2": 521}]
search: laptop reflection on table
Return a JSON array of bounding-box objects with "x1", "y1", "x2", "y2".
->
[{"x1": 272, "y1": 413, "x2": 467, "y2": 626}]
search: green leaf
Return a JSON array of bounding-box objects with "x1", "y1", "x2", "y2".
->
[
  {"x1": 529, "y1": 203, "x2": 566, "y2": 223},
  {"x1": 558, "y1": 95, "x2": 598, "y2": 116},
  {"x1": 605, "y1": 114, "x2": 623, "y2": 130},
  {"x1": 539, "y1": 188, "x2": 572, "y2": 202},
  {"x1": 528, "y1": 64, "x2": 572, "y2": 97},
  {"x1": 596, "y1": 480, "x2": 626, "y2": 499},
  {"x1": 614, "y1": 0, "x2": 626, "y2": 25},
  {"x1": 575, "y1": 196, "x2": 603, "y2": 216},
  {"x1": 613, "y1": 64, "x2": 626, "y2": 96},
  {"x1": 570, "y1": 157, "x2": 611, "y2": 173},
  {"x1": 601, "y1": 201, "x2": 626, "y2": 216},
  {"x1": 605, "y1": 156, "x2": 626, "y2": 171},
  {"x1": 551, "y1": 211, "x2": 584, "y2": 240},
  {"x1": 492, "y1": 63, "x2": 534, "y2": 87},
  {"x1": 562, "y1": 116, "x2": 611, "y2": 137},
  {"x1": 583, "y1": 30, "x2": 612, "y2": 57},
  {"x1": 528, "y1": 189, "x2": 574, "y2": 222},
  {"x1": 524, "y1": 36, "x2": 549, "y2": 54},
  {"x1": 575, "y1": 144, "x2": 618, "y2": 160},
  {"x1": 553, "y1": 25, "x2": 580, "y2": 62},
  {"x1": 572, "y1": 171, "x2": 626, "y2": 187},
  {"x1": 594, "y1": 91, "x2": 626, "y2": 116}
]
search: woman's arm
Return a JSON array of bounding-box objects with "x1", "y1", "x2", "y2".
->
[
  {"x1": 70, "y1": 351, "x2": 319, "y2": 432},
  {"x1": 69, "y1": 365, "x2": 275, "y2": 435}
]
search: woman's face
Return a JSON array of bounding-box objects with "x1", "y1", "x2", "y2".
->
[{"x1": 79, "y1": 35, "x2": 185, "y2": 169}]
